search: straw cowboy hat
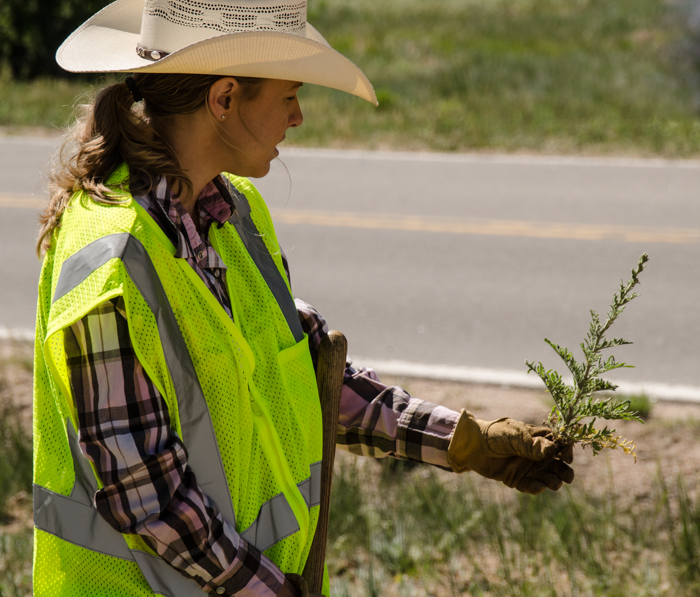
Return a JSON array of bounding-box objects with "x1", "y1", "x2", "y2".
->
[{"x1": 57, "y1": 0, "x2": 377, "y2": 104}]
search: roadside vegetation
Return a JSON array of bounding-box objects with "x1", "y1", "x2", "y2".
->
[
  {"x1": 1, "y1": 344, "x2": 699, "y2": 596},
  {"x1": 0, "y1": 342, "x2": 34, "y2": 597},
  {"x1": 0, "y1": 397, "x2": 32, "y2": 597},
  {"x1": 328, "y1": 454, "x2": 700, "y2": 596},
  {"x1": 3, "y1": 0, "x2": 700, "y2": 156}
]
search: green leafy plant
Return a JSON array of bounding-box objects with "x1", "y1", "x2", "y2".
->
[
  {"x1": 526, "y1": 254, "x2": 649, "y2": 459},
  {"x1": 618, "y1": 393, "x2": 654, "y2": 421}
]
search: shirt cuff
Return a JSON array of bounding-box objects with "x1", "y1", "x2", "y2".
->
[
  {"x1": 396, "y1": 399, "x2": 461, "y2": 468},
  {"x1": 202, "y1": 537, "x2": 286, "y2": 597}
]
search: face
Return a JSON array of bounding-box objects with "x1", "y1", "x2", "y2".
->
[{"x1": 214, "y1": 78, "x2": 304, "y2": 178}]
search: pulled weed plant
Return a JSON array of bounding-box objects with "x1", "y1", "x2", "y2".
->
[
  {"x1": 526, "y1": 254, "x2": 649, "y2": 459},
  {"x1": 327, "y1": 455, "x2": 700, "y2": 596}
]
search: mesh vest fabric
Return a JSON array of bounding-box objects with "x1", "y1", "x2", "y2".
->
[{"x1": 33, "y1": 167, "x2": 324, "y2": 596}]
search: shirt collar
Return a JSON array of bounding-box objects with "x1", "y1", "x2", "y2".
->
[{"x1": 150, "y1": 175, "x2": 234, "y2": 267}]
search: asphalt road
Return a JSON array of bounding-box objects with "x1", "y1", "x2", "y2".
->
[{"x1": 2, "y1": 137, "x2": 699, "y2": 388}]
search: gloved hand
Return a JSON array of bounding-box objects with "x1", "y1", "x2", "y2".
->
[
  {"x1": 283, "y1": 573, "x2": 325, "y2": 597},
  {"x1": 447, "y1": 410, "x2": 574, "y2": 494}
]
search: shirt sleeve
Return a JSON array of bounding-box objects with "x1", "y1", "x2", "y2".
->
[
  {"x1": 64, "y1": 297, "x2": 286, "y2": 597},
  {"x1": 295, "y1": 298, "x2": 460, "y2": 469}
]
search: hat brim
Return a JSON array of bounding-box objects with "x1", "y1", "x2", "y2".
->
[{"x1": 56, "y1": 0, "x2": 377, "y2": 105}]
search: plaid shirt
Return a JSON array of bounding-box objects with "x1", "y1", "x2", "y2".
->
[{"x1": 64, "y1": 174, "x2": 459, "y2": 596}]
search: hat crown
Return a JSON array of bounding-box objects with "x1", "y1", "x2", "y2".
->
[{"x1": 140, "y1": 0, "x2": 307, "y2": 54}]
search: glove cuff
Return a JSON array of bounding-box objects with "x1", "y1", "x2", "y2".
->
[{"x1": 446, "y1": 409, "x2": 483, "y2": 473}]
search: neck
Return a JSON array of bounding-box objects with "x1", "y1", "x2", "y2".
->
[{"x1": 168, "y1": 111, "x2": 223, "y2": 218}]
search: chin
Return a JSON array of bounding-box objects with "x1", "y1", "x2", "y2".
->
[
  {"x1": 225, "y1": 160, "x2": 272, "y2": 179},
  {"x1": 247, "y1": 163, "x2": 272, "y2": 179}
]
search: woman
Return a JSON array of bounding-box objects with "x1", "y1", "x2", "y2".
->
[{"x1": 33, "y1": 1, "x2": 575, "y2": 596}]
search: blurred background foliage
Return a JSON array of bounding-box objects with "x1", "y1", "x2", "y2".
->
[
  {"x1": 0, "y1": 0, "x2": 113, "y2": 79},
  {"x1": 3, "y1": 0, "x2": 700, "y2": 156}
]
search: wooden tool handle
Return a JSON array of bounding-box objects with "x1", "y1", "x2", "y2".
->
[{"x1": 302, "y1": 330, "x2": 347, "y2": 595}]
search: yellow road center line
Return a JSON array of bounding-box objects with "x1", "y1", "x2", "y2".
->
[
  {"x1": 274, "y1": 210, "x2": 700, "y2": 244},
  {"x1": 0, "y1": 194, "x2": 46, "y2": 209},
  {"x1": 2, "y1": 194, "x2": 696, "y2": 244}
]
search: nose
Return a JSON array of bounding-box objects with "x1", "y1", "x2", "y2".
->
[{"x1": 288, "y1": 101, "x2": 303, "y2": 128}]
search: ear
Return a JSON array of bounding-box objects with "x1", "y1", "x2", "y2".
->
[{"x1": 208, "y1": 77, "x2": 240, "y2": 119}]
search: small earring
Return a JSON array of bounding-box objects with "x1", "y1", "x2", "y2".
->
[{"x1": 220, "y1": 115, "x2": 226, "y2": 120}]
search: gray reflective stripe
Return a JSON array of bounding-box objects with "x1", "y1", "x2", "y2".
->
[
  {"x1": 40, "y1": 226, "x2": 315, "y2": 593},
  {"x1": 309, "y1": 461, "x2": 322, "y2": 508},
  {"x1": 119, "y1": 236, "x2": 236, "y2": 526},
  {"x1": 225, "y1": 181, "x2": 304, "y2": 343},
  {"x1": 240, "y1": 461, "x2": 322, "y2": 552},
  {"x1": 35, "y1": 462, "x2": 324, "y2": 566},
  {"x1": 34, "y1": 483, "x2": 135, "y2": 561},
  {"x1": 36, "y1": 424, "x2": 205, "y2": 595},
  {"x1": 133, "y1": 551, "x2": 204, "y2": 597},
  {"x1": 240, "y1": 491, "x2": 298, "y2": 552},
  {"x1": 66, "y1": 419, "x2": 97, "y2": 504},
  {"x1": 297, "y1": 461, "x2": 322, "y2": 509},
  {"x1": 35, "y1": 482, "x2": 204, "y2": 596},
  {"x1": 34, "y1": 421, "x2": 135, "y2": 560},
  {"x1": 227, "y1": 184, "x2": 251, "y2": 224},
  {"x1": 52, "y1": 233, "x2": 236, "y2": 527},
  {"x1": 53, "y1": 233, "x2": 131, "y2": 303}
]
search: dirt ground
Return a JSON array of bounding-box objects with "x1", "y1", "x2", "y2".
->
[
  {"x1": 382, "y1": 374, "x2": 700, "y2": 504},
  {"x1": 0, "y1": 340, "x2": 34, "y2": 428},
  {"x1": 4, "y1": 338, "x2": 700, "y2": 505}
]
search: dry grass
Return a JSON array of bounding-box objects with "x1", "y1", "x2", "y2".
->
[
  {"x1": 326, "y1": 377, "x2": 700, "y2": 596},
  {"x1": 2, "y1": 343, "x2": 700, "y2": 595},
  {"x1": 0, "y1": 340, "x2": 34, "y2": 597}
]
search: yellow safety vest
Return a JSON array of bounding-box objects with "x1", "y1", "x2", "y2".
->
[{"x1": 33, "y1": 165, "x2": 325, "y2": 596}]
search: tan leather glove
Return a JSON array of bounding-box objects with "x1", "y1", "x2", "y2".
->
[
  {"x1": 447, "y1": 410, "x2": 574, "y2": 494},
  {"x1": 284, "y1": 573, "x2": 325, "y2": 597}
]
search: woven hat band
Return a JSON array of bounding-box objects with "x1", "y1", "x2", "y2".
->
[{"x1": 139, "y1": 0, "x2": 307, "y2": 55}]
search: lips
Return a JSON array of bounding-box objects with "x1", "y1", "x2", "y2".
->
[{"x1": 274, "y1": 136, "x2": 285, "y2": 156}]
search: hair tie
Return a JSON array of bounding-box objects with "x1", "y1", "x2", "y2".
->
[{"x1": 125, "y1": 76, "x2": 142, "y2": 102}]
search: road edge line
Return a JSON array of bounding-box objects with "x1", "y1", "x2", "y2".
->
[
  {"x1": 0, "y1": 327, "x2": 35, "y2": 342},
  {"x1": 3, "y1": 327, "x2": 697, "y2": 404},
  {"x1": 280, "y1": 147, "x2": 700, "y2": 170},
  {"x1": 4, "y1": 136, "x2": 700, "y2": 170},
  {"x1": 351, "y1": 357, "x2": 700, "y2": 404}
]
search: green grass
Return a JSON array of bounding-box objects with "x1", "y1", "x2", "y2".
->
[
  {"x1": 664, "y1": 475, "x2": 700, "y2": 586},
  {"x1": 0, "y1": 72, "x2": 92, "y2": 132},
  {"x1": 0, "y1": 69, "x2": 123, "y2": 132},
  {"x1": 291, "y1": 0, "x2": 700, "y2": 155},
  {"x1": 3, "y1": 0, "x2": 700, "y2": 155},
  {"x1": 0, "y1": 528, "x2": 32, "y2": 597},
  {"x1": 0, "y1": 402, "x2": 699, "y2": 595},
  {"x1": 0, "y1": 398, "x2": 32, "y2": 597},
  {"x1": 327, "y1": 455, "x2": 700, "y2": 596},
  {"x1": 0, "y1": 401, "x2": 31, "y2": 525},
  {"x1": 617, "y1": 394, "x2": 654, "y2": 420}
]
